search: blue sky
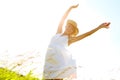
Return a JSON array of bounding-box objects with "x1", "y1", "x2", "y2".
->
[{"x1": 87, "y1": 0, "x2": 120, "y2": 49}]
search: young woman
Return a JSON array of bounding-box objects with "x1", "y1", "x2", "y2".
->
[{"x1": 43, "y1": 4, "x2": 110, "y2": 80}]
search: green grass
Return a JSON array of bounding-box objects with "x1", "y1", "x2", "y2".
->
[{"x1": 0, "y1": 67, "x2": 40, "y2": 80}]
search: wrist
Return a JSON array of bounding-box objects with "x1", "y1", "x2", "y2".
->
[{"x1": 98, "y1": 26, "x2": 102, "y2": 29}]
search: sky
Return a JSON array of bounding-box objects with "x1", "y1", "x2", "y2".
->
[
  {"x1": 86, "y1": 0, "x2": 120, "y2": 48},
  {"x1": 0, "y1": 0, "x2": 120, "y2": 79},
  {"x1": 0, "y1": 0, "x2": 119, "y2": 51}
]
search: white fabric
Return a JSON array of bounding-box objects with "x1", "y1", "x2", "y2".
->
[{"x1": 43, "y1": 34, "x2": 77, "y2": 79}]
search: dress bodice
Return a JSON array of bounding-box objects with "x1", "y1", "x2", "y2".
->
[{"x1": 48, "y1": 34, "x2": 68, "y2": 48}]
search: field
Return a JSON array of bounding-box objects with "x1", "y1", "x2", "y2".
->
[{"x1": 0, "y1": 68, "x2": 39, "y2": 80}]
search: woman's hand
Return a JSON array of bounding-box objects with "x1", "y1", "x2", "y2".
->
[
  {"x1": 99, "y1": 22, "x2": 110, "y2": 29},
  {"x1": 70, "y1": 4, "x2": 79, "y2": 9}
]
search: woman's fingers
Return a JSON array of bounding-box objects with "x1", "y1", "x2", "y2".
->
[
  {"x1": 105, "y1": 22, "x2": 110, "y2": 26},
  {"x1": 104, "y1": 22, "x2": 111, "y2": 29},
  {"x1": 72, "y1": 4, "x2": 79, "y2": 8}
]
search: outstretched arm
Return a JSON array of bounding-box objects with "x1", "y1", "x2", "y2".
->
[
  {"x1": 68, "y1": 22, "x2": 110, "y2": 45},
  {"x1": 56, "y1": 4, "x2": 79, "y2": 34}
]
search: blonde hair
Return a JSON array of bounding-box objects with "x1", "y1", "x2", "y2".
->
[{"x1": 67, "y1": 19, "x2": 79, "y2": 36}]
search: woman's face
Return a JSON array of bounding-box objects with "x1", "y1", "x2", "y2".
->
[{"x1": 65, "y1": 24, "x2": 75, "y2": 35}]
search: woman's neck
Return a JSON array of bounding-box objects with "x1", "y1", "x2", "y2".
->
[{"x1": 62, "y1": 32, "x2": 69, "y2": 36}]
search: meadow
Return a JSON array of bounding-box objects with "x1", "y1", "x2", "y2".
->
[{"x1": 0, "y1": 68, "x2": 40, "y2": 80}]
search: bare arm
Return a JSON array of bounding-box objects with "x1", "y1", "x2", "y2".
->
[
  {"x1": 68, "y1": 22, "x2": 110, "y2": 45},
  {"x1": 56, "y1": 4, "x2": 79, "y2": 34}
]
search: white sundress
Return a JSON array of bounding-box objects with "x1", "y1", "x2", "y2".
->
[{"x1": 43, "y1": 34, "x2": 77, "y2": 79}]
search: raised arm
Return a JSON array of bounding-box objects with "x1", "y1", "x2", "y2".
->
[
  {"x1": 56, "y1": 4, "x2": 79, "y2": 34},
  {"x1": 68, "y1": 22, "x2": 110, "y2": 45}
]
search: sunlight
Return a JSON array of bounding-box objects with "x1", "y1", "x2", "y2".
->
[{"x1": 0, "y1": 0, "x2": 117, "y2": 79}]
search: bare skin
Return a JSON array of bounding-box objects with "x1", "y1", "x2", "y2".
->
[
  {"x1": 57, "y1": 4, "x2": 79, "y2": 34},
  {"x1": 57, "y1": 4, "x2": 110, "y2": 46}
]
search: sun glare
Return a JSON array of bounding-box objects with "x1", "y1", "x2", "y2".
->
[{"x1": 0, "y1": 0, "x2": 117, "y2": 79}]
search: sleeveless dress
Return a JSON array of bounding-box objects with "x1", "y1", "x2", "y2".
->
[{"x1": 43, "y1": 34, "x2": 77, "y2": 79}]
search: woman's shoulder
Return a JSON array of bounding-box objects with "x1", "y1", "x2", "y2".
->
[
  {"x1": 52, "y1": 33, "x2": 68, "y2": 40},
  {"x1": 50, "y1": 33, "x2": 61, "y2": 40},
  {"x1": 53, "y1": 33, "x2": 61, "y2": 38}
]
